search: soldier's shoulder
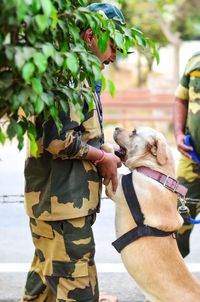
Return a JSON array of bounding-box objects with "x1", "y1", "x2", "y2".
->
[{"x1": 185, "y1": 52, "x2": 200, "y2": 74}]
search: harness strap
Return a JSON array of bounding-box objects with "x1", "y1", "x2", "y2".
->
[
  {"x1": 112, "y1": 172, "x2": 175, "y2": 253},
  {"x1": 112, "y1": 225, "x2": 174, "y2": 253},
  {"x1": 121, "y1": 173, "x2": 144, "y2": 226}
]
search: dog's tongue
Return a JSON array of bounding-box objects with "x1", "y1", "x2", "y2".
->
[{"x1": 115, "y1": 147, "x2": 126, "y2": 159}]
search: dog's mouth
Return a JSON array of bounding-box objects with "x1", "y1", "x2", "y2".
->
[{"x1": 114, "y1": 146, "x2": 127, "y2": 160}]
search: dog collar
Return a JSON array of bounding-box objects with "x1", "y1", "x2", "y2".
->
[{"x1": 137, "y1": 166, "x2": 188, "y2": 197}]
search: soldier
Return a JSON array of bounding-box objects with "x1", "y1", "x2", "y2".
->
[
  {"x1": 174, "y1": 51, "x2": 200, "y2": 258},
  {"x1": 22, "y1": 3, "x2": 127, "y2": 302}
]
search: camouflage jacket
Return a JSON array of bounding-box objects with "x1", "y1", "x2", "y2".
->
[
  {"x1": 175, "y1": 51, "x2": 200, "y2": 158},
  {"x1": 24, "y1": 89, "x2": 104, "y2": 221}
]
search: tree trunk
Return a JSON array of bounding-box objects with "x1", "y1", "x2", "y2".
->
[
  {"x1": 137, "y1": 52, "x2": 142, "y2": 87},
  {"x1": 0, "y1": 106, "x2": 9, "y2": 119},
  {"x1": 173, "y1": 43, "x2": 181, "y2": 87}
]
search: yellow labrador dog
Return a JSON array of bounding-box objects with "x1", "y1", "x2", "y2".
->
[{"x1": 104, "y1": 126, "x2": 200, "y2": 302}]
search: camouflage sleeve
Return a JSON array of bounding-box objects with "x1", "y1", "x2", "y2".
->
[
  {"x1": 42, "y1": 104, "x2": 89, "y2": 159},
  {"x1": 175, "y1": 56, "x2": 195, "y2": 101},
  {"x1": 175, "y1": 72, "x2": 190, "y2": 101}
]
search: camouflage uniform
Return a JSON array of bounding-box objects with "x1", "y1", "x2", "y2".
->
[
  {"x1": 175, "y1": 51, "x2": 200, "y2": 257},
  {"x1": 23, "y1": 87, "x2": 103, "y2": 301}
]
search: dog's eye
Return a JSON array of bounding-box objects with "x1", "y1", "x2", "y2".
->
[{"x1": 130, "y1": 129, "x2": 137, "y2": 137}]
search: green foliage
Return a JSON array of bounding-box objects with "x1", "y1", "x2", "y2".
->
[
  {"x1": 172, "y1": 0, "x2": 200, "y2": 40},
  {"x1": 121, "y1": 0, "x2": 168, "y2": 48},
  {"x1": 119, "y1": 0, "x2": 200, "y2": 77},
  {"x1": 122, "y1": 0, "x2": 200, "y2": 46},
  {"x1": 0, "y1": 0, "x2": 159, "y2": 154},
  {"x1": 107, "y1": 79, "x2": 115, "y2": 97}
]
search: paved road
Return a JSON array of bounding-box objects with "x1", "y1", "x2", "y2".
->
[{"x1": 1, "y1": 141, "x2": 200, "y2": 301}]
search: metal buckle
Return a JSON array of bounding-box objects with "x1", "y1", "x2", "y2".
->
[{"x1": 163, "y1": 175, "x2": 178, "y2": 192}]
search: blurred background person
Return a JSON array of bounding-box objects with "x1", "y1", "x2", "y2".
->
[{"x1": 174, "y1": 51, "x2": 200, "y2": 258}]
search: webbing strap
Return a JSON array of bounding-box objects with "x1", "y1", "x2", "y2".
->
[
  {"x1": 112, "y1": 225, "x2": 174, "y2": 253},
  {"x1": 121, "y1": 173, "x2": 144, "y2": 226},
  {"x1": 112, "y1": 172, "x2": 175, "y2": 253}
]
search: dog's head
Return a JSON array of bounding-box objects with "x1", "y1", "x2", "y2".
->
[{"x1": 114, "y1": 127, "x2": 174, "y2": 171}]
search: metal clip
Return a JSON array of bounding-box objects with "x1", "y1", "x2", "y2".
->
[{"x1": 178, "y1": 197, "x2": 191, "y2": 220}]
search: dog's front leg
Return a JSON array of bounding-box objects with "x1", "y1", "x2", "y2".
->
[
  {"x1": 105, "y1": 181, "x2": 116, "y2": 200},
  {"x1": 101, "y1": 143, "x2": 115, "y2": 154},
  {"x1": 101, "y1": 143, "x2": 121, "y2": 201}
]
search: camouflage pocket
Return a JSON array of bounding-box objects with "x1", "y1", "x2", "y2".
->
[
  {"x1": 53, "y1": 261, "x2": 95, "y2": 302},
  {"x1": 52, "y1": 260, "x2": 88, "y2": 278},
  {"x1": 28, "y1": 218, "x2": 98, "y2": 301}
]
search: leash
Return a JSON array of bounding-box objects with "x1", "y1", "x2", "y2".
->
[
  {"x1": 184, "y1": 134, "x2": 200, "y2": 165},
  {"x1": 178, "y1": 196, "x2": 200, "y2": 224},
  {"x1": 187, "y1": 218, "x2": 200, "y2": 224},
  {"x1": 184, "y1": 197, "x2": 200, "y2": 205}
]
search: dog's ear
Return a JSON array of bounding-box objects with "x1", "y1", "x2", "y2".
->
[
  {"x1": 148, "y1": 137, "x2": 168, "y2": 165},
  {"x1": 156, "y1": 138, "x2": 168, "y2": 165}
]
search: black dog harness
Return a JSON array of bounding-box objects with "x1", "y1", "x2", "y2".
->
[{"x1": 112, "y1": 173, "x2": 175, "y2": 253}]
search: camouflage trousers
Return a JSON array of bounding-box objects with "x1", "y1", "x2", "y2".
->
[
  {"x1": 176, "y1": 155, "x2": 200, "y2": 258},
  {"x1": 22, "y1": 215, "x2": 99, "y2": 302}
]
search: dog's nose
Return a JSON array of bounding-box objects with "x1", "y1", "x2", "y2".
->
[{"x1": 115, "y1": 127, "x2": 121, "y2": 131}]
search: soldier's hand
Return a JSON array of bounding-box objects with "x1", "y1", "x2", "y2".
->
[
  {"x1": 176, "y1": 133, "x2": 193, "y2": 159},
  {"x1": 96, "y1": 153, "x2": 121, "y2": 193}
]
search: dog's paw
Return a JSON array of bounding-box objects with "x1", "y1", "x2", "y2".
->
[
  {"x1": 105, "y1": 184, "x2": 116, "y2": 200},
  {"x1": 101, "y1": 143, "x2": 114, "y2": 154}
]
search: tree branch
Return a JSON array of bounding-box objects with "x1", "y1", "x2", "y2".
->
[{"x1": 0, "y1": 106, "x2": 10, "y2": 119}]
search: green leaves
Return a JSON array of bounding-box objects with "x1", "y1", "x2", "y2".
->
[
  {"x1": 35, "y1": 97, "x2": 44, "y2": 113},
  {"x1": 97, "y1": 31, "x2": 109, "y2": 53},
  {"x1": 115, "y1": 31, "x2": 125, "y2": 52},
  {"x1": 22, "y1": 62, "x2": 35, "y2": 81},
  {"x1": 41, "y1": 0, "x2": 53, "y2": 17},
  {"x1": 0, "y1": 71, "x2": 13, "y2": 89},
  {"x1": 35, "y1": 0, "x2": 55, "y2": 31},
  {"x1": 32, "y1": 0, "x2": 41, "y2": 14},
  {"x1": 147, "y1": 38, "x2": 160, "y2": 64},
  {"x1": 66, "y1": 53, "x2": 79, "y2": 75},
  {"x1": 33, "y1": 52, "x2": 47, "y2": 73},
  {"x1": 6, "y1": 118, "x2": 25, "y2": 150},
  {"x1": 50, "y1": 106, "x2": 62, "y2": 131},
  {"x1": 0, "y1": 0, "x2": 160, "y2": 156},
  {"x1": 83, "y1": 90, "x2": 94, "y2": 112},
  {"x1": 42, "y1": 43, "x2": 55, "y2": 58},
  {"x1": 107, "y1": 79, "x2": 116, "y2": 97},
  {"x1": 27, "y1": 122, "x2": 37, "y2": 157},
  {"x1": 92, "y1": 65, "x2": 102, "y2": 82},
  {"x1": 31, "y1": 78, "x2": 43, "y2": 95},
  {"x1": 16, "y1": 0, "x2": 29, "y2": 22},
  {"x1": 0, "y1": 131, "x2": 6, "y2": 145},
  {"x1": 35, "y1": 15, "x2": 49, "y2": 32}
]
